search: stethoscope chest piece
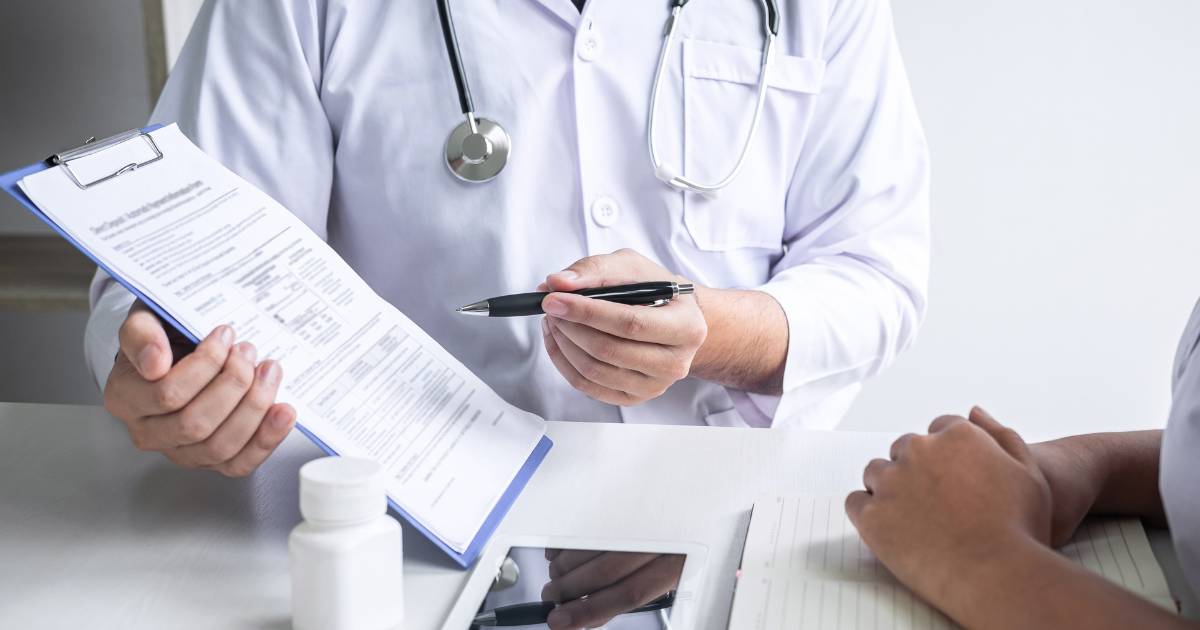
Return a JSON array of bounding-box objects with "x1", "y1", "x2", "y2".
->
[{"x1": 445, "y1": 116, "x2": 510, "y2": 183}]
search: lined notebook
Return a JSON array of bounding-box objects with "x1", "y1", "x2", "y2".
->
[{"x1": 728, "y1": 496, "x2": 1175, "y2": 629}]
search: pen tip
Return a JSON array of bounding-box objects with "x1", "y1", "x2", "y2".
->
[{"x1": 456, "y1": 300, "x2": 490, "y2": 316}]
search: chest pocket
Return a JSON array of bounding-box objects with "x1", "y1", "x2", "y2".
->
[{"x1": 681, "y1": 39, "x2": 826, "y2": 251}]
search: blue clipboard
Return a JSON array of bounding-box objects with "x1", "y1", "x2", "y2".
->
[{"x1": 0, "y1": 124, "x2": 552, "y2": 568}]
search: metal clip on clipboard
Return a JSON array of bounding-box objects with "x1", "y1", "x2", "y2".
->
[{"x1": 46, "y1": 128, "x2": 164, "y2": 190}]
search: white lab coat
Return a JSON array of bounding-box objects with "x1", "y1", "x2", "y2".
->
[{"x1": 85, "y1": 0, "x2": 930, "y2": 429}]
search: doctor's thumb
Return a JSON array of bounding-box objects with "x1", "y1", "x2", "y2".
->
[
  {"x1": 547, "y1": 254, "x2": 615, "y2": 291},
  {"x1": 545, "y1": 268, "x2": 585, "y2": 292},
  {"x1": 118, "y1": 302, "x2": 173, "y2": 381}
]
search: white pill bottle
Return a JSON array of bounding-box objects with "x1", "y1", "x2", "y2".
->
[{"x1": 290, "y1": 457, "x2": 404, "y2": 630}]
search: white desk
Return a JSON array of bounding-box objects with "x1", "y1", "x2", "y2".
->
[{"x1": 0, "y1": 402, "x2": 1195, "y2": 628}]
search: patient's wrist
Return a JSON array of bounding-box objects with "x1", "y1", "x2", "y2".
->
[{"x1": 938, "y1": 533, "x2": 1059, "y2": 629}]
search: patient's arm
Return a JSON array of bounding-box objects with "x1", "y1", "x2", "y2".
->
[
  {"x1": 953, "y1": 537, "x2": 1192, "y2": 630},
  {"x1": 1031, "y1": 429, "x2": 1165, "y2": 545},
  {"x1": 847, "y1": 411, "x2": 1190, "y2": 629}
]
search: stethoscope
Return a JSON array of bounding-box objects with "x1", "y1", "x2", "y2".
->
[{"x1": 436, "y1": 0, "x2": 780, "y2": 193}]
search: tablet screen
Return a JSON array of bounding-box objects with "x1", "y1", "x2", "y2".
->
[{"x1": 465, "y1": 547, "x2": 687, "y2": 629}]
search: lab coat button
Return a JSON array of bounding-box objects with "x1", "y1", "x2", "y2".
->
[
  {"x1": 577, "y1": 33, "x2": 602, "y2": 62},
  {"x1": 591, "y1": 196, "x2": 620, "y2": 227}
]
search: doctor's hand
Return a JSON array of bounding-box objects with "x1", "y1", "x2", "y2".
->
[
  {"x1": 540, "y1": 549, "x2": 684, "y2": 630},
  {"x1": 539, "y1": 249, "x2": 707, "y2": 406},
  {"x1": 845, "y1": 408, "x2": 1053, "y2": 620},
  {"x1": 102, "y1": 300, "x2": 296, "y2": 477}
]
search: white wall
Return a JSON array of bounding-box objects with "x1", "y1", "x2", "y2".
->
[{"x1": 841, "y1": 0, "x2": 1200, "y2": 441}]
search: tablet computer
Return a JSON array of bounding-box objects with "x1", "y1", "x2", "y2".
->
[{"x1": 444, "y1": 535, "x2": 709, "y2": 629}]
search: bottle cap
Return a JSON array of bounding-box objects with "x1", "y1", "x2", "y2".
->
[{"x1": 299, "y1": 456, "x2": 388, "y2": 525}]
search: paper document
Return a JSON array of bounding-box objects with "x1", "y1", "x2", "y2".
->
[
  {"x1": 11, "y1": 125, "x2": 548, "y2": 559},
  {"x1": 728, "y1": 496, "x2": 1175, "y2": 629}
]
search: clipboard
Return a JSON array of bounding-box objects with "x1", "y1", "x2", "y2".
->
[{"x1": 0, "y1": 125, "x2": 552, "y2": 568}]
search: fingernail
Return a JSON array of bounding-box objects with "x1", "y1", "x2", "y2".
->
[
  {"x1": 543, "y1": 297, "x2": 568, "y2": 316},
  {"x1": 218, "y1": 325, "x2": 235, "y2": 346},
  {"x1": 268, "y1": 407, "x2": 291, "y2": 429},
  {"x1": 239, "y1": 342, "x2": 258, "y2": 363},
  {"x1": 136, "y1": 345, "x2": 158, "y2": 375},
  {"x1": 555, "y1": 270, "x2": 579, "y2": 280},
  {"x1": 541, "y1": 317, "x2": 550, "y2": 336},
  {"x1": 547, "y1": 608, "x2": 571, "y2": 630},
  {"x1": 259, "y1": 360, "x2": 281, "y2": 385}
]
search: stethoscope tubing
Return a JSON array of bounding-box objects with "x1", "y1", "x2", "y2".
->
[
  {"x1": 438, "y1": 0, "x2": 779, "y2": 191},
  {"x1": 435, "y1": 0, "x2": 474, "y2": 116},
  {"x1": 647, "y1": 0, "x2": 777, "y2": 193}
]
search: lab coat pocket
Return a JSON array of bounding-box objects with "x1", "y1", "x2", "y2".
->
[{"x1": 682, "y1": 39, "x2": 825, "y2": 251}]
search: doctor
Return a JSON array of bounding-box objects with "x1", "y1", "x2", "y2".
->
[{"x1": 88, "y1": 0, "x2": 929, "y2": 477}]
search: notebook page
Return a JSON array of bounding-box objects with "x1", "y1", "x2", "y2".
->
[
  {"x1": 17, "y1": 125, "x2": 546, "y2": 552},
  {"x1": 1059, "y1": 518, "x2": 1174, "y2": 609},
  {"x1": 729, "y1": 496, "x2": 1175, "y2": 629}
]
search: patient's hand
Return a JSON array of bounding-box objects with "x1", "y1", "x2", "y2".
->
[
  {"x1": 540, "y1": 549, "x2": 683, "y2": 630},
  {"x1": 845, "y1": 407, "x2": 1053, "y2": 615},
  {"x1": 1028, "y1": 438, "x2": 1106, "y2": 546}
]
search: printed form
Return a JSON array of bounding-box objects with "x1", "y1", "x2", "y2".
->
[
  {"x1": 728, "y1": 496, "x2": 1174, "y2": 629},
  {"x1": 18, "y1": 125, "x2": 546, "y2": 553}
]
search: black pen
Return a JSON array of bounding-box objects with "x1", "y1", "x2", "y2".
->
[
  {"x1": 456, "y1": 281, "x2": 694, "y2": 317},
  {"x1": 472, "y1": 592, "x2": 676, "y2": 626}
]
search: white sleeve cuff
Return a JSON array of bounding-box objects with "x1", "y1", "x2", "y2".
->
[{"x1": 83, "y1": 268, "x2": 135, "y2": 392}]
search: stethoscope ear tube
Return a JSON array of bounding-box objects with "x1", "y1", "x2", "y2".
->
[{"x1": 647, "y1": 0, "x2": 778, "y2": 194}]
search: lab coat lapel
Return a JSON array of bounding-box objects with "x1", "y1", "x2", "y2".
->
[{"x1": 525, "y1": 0, "x2": 582, "y2": 29}]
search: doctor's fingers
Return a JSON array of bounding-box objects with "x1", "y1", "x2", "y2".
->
[
  {"x1": 546, "y1": 554, "x2": 682, "y2": 630},
  {"x1": 106, "y1": 326, "x2": 238, "y2": 421},
  {"x1": 209, "y1": 402, "x2": 296, "y2": 478},
  {"x1": 129, "y1": 343, "x2": 259, "y2": 451},
  {"x1": 542, "y1": 551, "x2": 660, "y2": 603},
  {"x1": 546, "y1": 322, "x2": 663, "y2": 400},
  {"x1": 166, "y1": 360, "x2": 284, "y2": 468},
  {"x1": 542, "y1": 292, "x2": 705, "y2": 346},
  {"x1": 117, "y1": 301, "x2": 176, "y2": 380},
  {"x1": 547, "y1": 549, "x2": 606, "y2": 580},
  {"x1": 548, "y1": 318, "x2": 685, "y2": 379},
  {"x1": 546, "y1": 249, "x2": 652, "y2": 293},
  {"x1": 543, "y1": 322, "x2": 639, "y2": 406}
]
